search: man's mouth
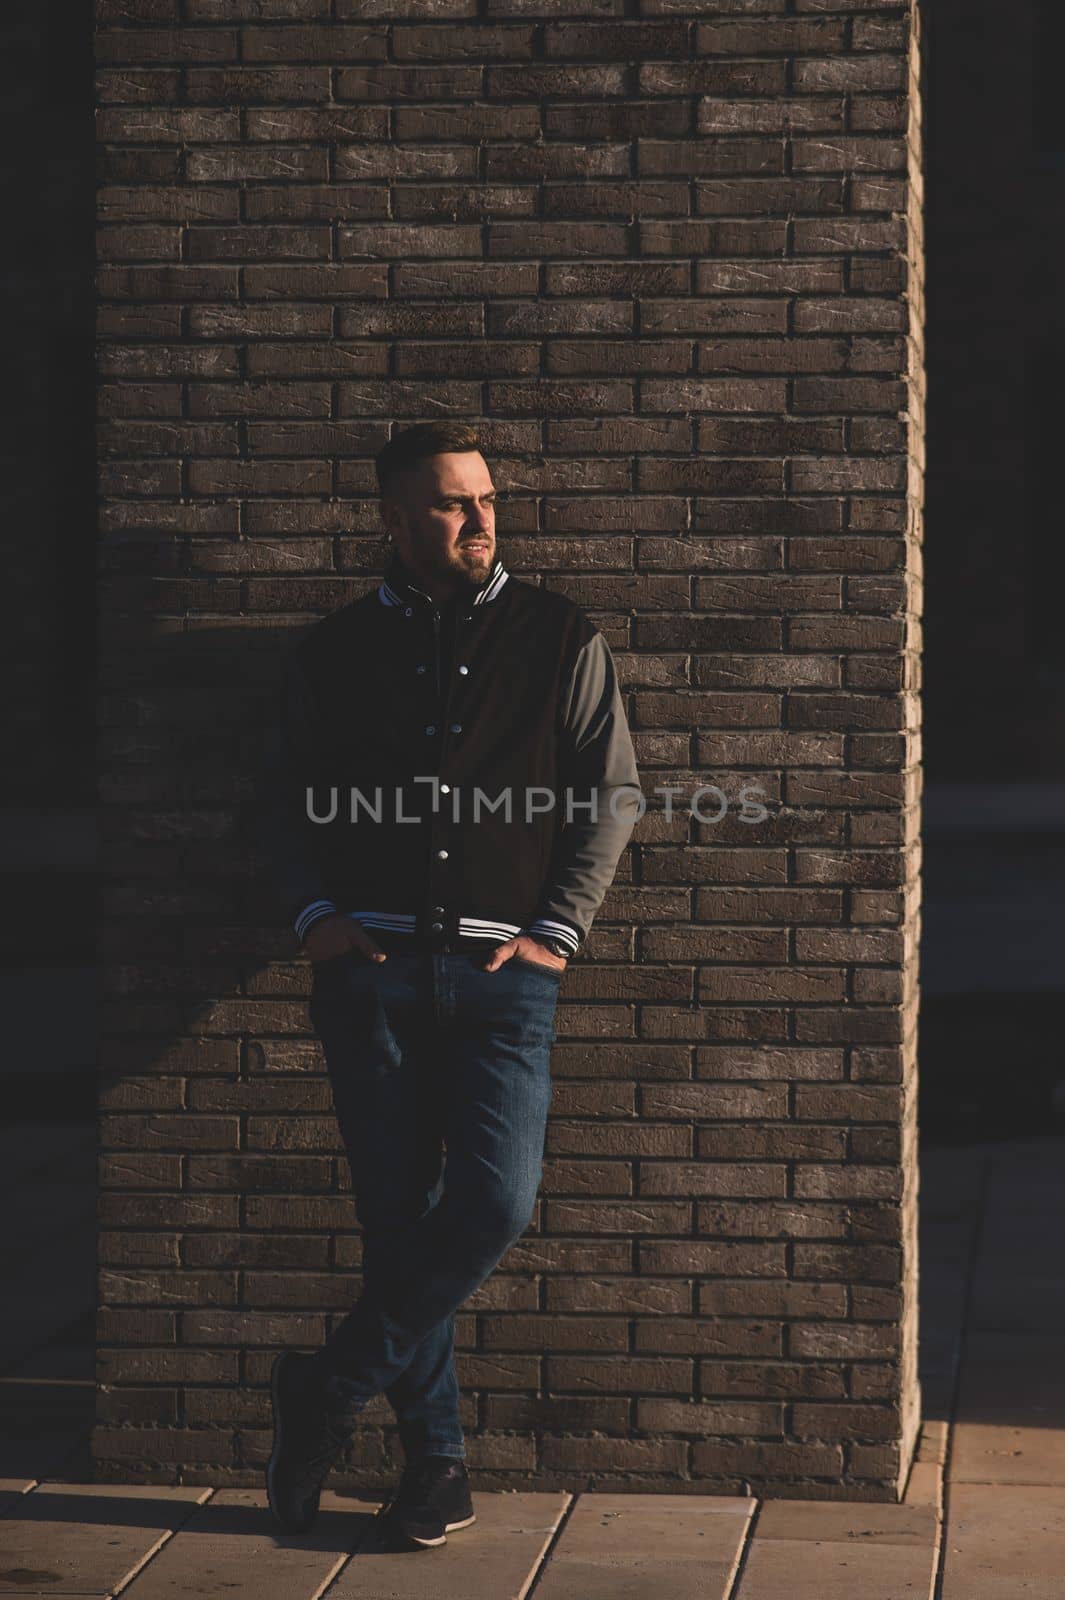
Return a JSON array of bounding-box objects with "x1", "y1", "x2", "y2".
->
[{"x1": 460, "y1": 542, "x2": 490, "y2": 553}]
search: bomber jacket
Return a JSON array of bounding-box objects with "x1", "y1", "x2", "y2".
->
[{"x1": 256, "y1": 548, "x2": 642, "y2": 959}]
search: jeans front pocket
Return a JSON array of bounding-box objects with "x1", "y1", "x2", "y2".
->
[
  {"x1": 506, "y1": 952, "x2": 565, "y2": 982},
  {"x1": 309, "y1": 959, "x2": 402, "y2": 1080}
]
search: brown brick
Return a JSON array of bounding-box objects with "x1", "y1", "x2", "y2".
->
[
  {"x1": 186, "y1": 2, "x2": 332, "y2": 17},
  {"x1": 697, "y1": 1280, "x2": 847, "y2": 1319},
  {"x1": 241, "y1": 26, "x2": 388, "y2": 63},
  {"x1": 187, "y1": 66, "x2": 332, "y2": 101},
  {"x1": 541, "y1": 1436, "x2": 687, "y2": 1473},
  {"x1": 639, "y1": 1397, "x2": 784, "y2": 1436},
  {"x1": 691, "y1": 1440, "x2": 844, "y2": 1477},
  {"x1": 696, "y1": 1126, "x2": 846, "y2": 1163},
  {"x1": 636, "y1": 1319, "x2": 782, "y2": 1356},
  {"x1": 486, "y1": 1396, "x2": 629, "y2": 1433},
  {"x1": 548, "y1": 1357, "x2": 694, "y2": 1394},
  {"x1": 96, "y1": 29, "x2": 239, "y2": 64}
]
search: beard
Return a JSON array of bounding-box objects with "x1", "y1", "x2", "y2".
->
[{"x1": 430, "y1": 537, "x2": 495, "y2": 590}]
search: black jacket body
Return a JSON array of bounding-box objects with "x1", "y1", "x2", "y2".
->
[{"x1": 257, "y1": 551, "x2": 642, "y2": 958}]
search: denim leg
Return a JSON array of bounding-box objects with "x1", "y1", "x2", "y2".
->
[
  {"x1": 364, "y1": 1237, "x2": 465, "y2": 1462},
  {"x1": 307, "y1": 949, "x2": 559, "y2": 1420},
  {"x1": 310, "y1": 952, "x2": 465, "y2": 1459}
]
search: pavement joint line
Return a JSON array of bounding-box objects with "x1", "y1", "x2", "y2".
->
[
  {"x1": 923, "y1": 1436, "x2": 947, "y2": 1600},
  {"x1": 512, "y1": 1487, "x2": 578, "y2": 1600},
  {"x1": 721, "y1": 1494, "x2": 760, "y2": 1600},
  {"x1": 108, "y1": 1484, "x2": 216, "y2": 1600},
  {"x1": 314, "y1": 1490, "x2": 391, "y2": 1597},
  {"x1": 306, "y1": 1540, "x2": 361, "y2": 1600},
  {"x1": 1, "y1": 1478, "x2": 41, "y2": 1507}
]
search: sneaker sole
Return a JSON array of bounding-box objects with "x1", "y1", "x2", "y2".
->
[
  {"x1": 406, "y1": 1529, "x2": 448, "y2": 1548},
  {"x1": 373, "y1": 1489, "x2": 476, "y2": 1548},
  {"x1": 375, "y1": 1505, "x2": 448, "y2": 1550}
]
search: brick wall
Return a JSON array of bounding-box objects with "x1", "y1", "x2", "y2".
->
[{"x1": 95, "y1": 0, "x2": 925, "y2": 1499}]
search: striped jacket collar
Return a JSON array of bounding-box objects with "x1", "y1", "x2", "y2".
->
[{"x1": 378, "y1": 550, "x2": 510, "y2": 609}]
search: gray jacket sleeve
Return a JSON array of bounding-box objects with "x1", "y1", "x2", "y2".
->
[
  {"x1": 523, "y1": 629, "x2": 642, "y2": 957},
  {"x1": 253, "y1": 647, "x2": 339, "y2": 946}
]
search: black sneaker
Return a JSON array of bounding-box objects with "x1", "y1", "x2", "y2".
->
[
  {"x1": 374, "y1": 1456, "x2": 476, "y2": 1549},
  {"x1": 267, "y1": 1350, "x2": 355, "y2": 1534}
]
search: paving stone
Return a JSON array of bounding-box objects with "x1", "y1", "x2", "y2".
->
[
  {"x1": 119, "y1": 1489, "x2": 370, "y2": 1599},
  {"x1": 329, "y1": 1491, "x2": 570, "y2": 1599},
  {"x1": 915, "y1": 1419, "x2": 950, "y2": 1467},
  {"x1": 0, "y1": 1483, "x2": 207, "y2": 1597},
  {"x1": 903, "y1": 1419, "x2": 947, "y2": 1510},
  {"x1": 736, "y1": 1534, "x2": 937, "y2": 1599},
  {"x1": 941, "y1": 1483, "x2": 1065, "y2": 1599},
  {"x1": 949, "y1": 1420, "x2": 1065, "y2": 1486},
  {"x1": 756, "y1": 1498, "x2": 937, "y2": 1545},
  {"x1": 535, "y1": 1493, "x2": 753, "y2": 1599},
  {"x1": 902, "y1": 1460, "x2": 943, "y2": 1510}
]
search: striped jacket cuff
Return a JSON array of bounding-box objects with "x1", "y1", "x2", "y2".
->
[
  {"x1": 524, "y1": 917, "x2": 582, "y2": 957},
  {"x1": 295, "y1": 899, "x2": 339, "y2": 944}
]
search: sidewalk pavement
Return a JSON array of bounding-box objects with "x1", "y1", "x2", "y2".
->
[{"x1": 1, "y1": 1124, "x2": 1063, "y2": 1597}]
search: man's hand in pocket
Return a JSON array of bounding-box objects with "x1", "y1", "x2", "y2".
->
[{"x1": 483, "y1": 935, "x2": 567, "y2": 974}]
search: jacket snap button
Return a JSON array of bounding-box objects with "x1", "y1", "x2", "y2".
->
[
  {"x1": 440, "y1": 784, "x2": 450, "y2": 794},
  {"x1": 416, "y1": 664, "x2": 426, "y2": 674},
  {"x1": 404, "y1": 607, "x2": 413, "y2": 617},
  {"x1": 430, "y1": 921, "x2": 444, "y2": 932},
  {"x1": 437, "y1": 849, "x2": 448, "y2": 861},
  {"x1": 450, "y1": 723, "x2": 462, "y2": 733},
  {"x1": 458, "y1": 665, "x2": 469, "y2": 675},
  {"x1": 432, "y1": 906, "x2": 445, "y2": 916},
  {"x1": 425, "y1": 725, "x2": 436, "y2": 735}
]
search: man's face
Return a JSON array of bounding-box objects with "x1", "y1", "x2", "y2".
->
[{"x1": 383, "y1": 451, "x2": 497, "y2": 594}]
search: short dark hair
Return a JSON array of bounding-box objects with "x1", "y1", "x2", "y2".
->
[{"x1": 375, "y1": 421, "x2": 483, "y2": 498}]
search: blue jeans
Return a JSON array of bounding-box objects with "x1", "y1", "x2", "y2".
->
[{"x1": 305, "y1": 945, "x2": 562, "y2": 1463}]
